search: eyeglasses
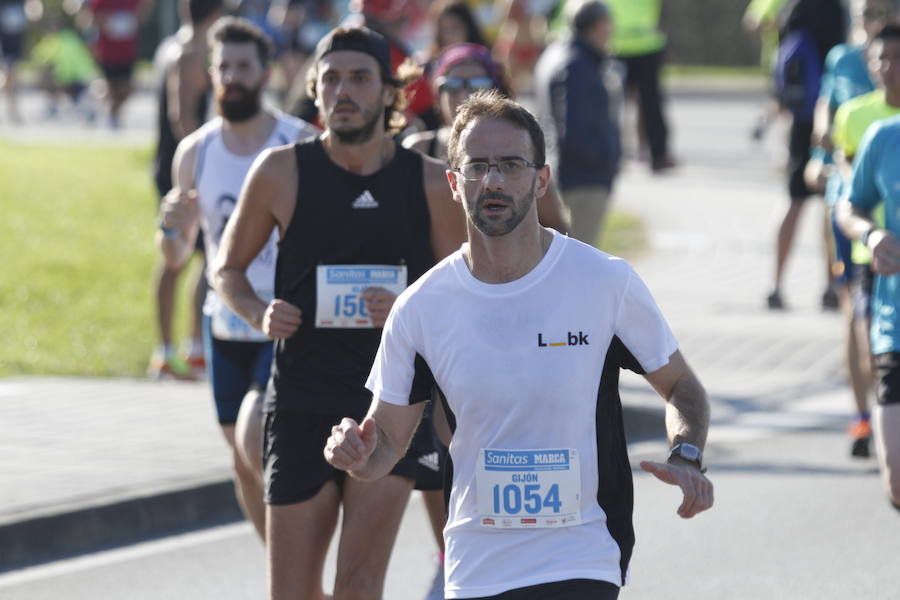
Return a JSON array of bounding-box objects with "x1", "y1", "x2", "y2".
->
[
  {"x1": 455, "y1": 158, "x2": 541, "y2": 181},
  {"x1": 436, "y1": 76, "x2": 495, "y2": 94}
]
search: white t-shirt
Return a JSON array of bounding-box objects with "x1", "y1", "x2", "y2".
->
[
  {"x1": 194, "y1": 111, "x2": 317, "y2": 341},
  {"x1": 366, "y1": 231, "x2": 677, "y2": 598}
]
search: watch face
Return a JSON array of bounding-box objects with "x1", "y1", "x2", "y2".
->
[{"x1": 677, "y1": 444, "x2": 702, "y2": 461}]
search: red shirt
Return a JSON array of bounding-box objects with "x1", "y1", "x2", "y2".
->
[{"x1": 89, "y1": 0, "x2": 141, "y2": 65}]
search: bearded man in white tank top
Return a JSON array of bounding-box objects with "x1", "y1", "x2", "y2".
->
[{"x1": 157, "y1": 15, "x2": 318, "y2": 539}]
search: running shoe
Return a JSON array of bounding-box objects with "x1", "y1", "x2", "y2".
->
[
  {"x1": 422, "y1": 560, "x2": 445, "y2": 600},
  {"x1": 821, "y1": 287, "x2": 839, "y2": 311},
  {"x1": 766, "y1": 290, "x2": 785, "y2": 310},
  {"x1": 186, "y1": 354, "x2": 207, "y2": 379},
  {"x1": 849, "y1": 418, "x2": 872, "y2": 458},
  {"x1": 147, "y1": 355, "x2": 196, "y2": 381}
]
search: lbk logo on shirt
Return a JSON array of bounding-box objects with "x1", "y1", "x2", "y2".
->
[{"x1": 537, "y1": 331, "x2": 589, "y2": 347}]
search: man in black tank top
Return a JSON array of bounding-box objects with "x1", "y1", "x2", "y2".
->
[
  {"x1": 213, "y1": 26, "x2": 466, "y2": 600},
  {"x1": 148, "y1": 0, "x2": 224, "y2": 380}
]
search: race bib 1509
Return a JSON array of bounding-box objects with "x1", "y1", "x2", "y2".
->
[
  {"x1": 476, "y1": 448, "x2": 582, "y2": 529},
  {"x1": 315, "y1": 265, "x2": 407, "y2": 328}
]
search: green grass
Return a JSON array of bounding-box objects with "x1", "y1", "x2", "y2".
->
[
  {"x1": 0, "y1": 141, "x2": 646, "y2": 377},
  {"x1": 598, "y1": 210, "x2": 646, "y2": 259},
  {"x1": 0, "y1": 141, "x2": 202, "y2": 377}
]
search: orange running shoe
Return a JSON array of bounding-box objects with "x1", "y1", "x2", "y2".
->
[
  {"x1": 849, "y1": 419, "x2": 872, "y2": 458},
  {"x1": 186, "y1": 354, "x2": 207, "y2": 379}
]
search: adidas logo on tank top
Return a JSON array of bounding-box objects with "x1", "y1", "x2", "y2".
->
[{"x1": 351, "y1": 190, "x2": 379, "y2": 209}]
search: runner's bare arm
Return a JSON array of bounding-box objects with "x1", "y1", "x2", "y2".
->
[
  {"x1": 643, "y1": 350, "x2": 709, "y2": 448},
  {"x1": 537, "y1": 180, "x2": 570, "y2": 235},
  {"x1": 168, "y1": 49, "x2": 207, "y2": 141},
  {"x1": 324, "y1": 400, "x2": 425, "y2": 481},
  {"x1": 213, "y1": 146, "x2": 298, "y2": 333},
  {"x1": 157, "y1": 132, "x2": 202, "y2": 268},
  {"x1": 640, "y1": 350, "x2": 714, "y2": 518},
  {"x1": 837, "y1": 200, "x2": 900, "y2": 275},
  {"x1": 423, "y1": 155, "x2": 468, "y2": 260}
]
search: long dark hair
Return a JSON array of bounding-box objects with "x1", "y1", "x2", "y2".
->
[{"x1": 429, "y1": 0, "x2": 488, "y2": 58}]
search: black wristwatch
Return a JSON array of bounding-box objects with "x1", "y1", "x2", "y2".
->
[
  {"x1": 668, "y1": 442, "x2": 706, "y2": 473},
  {"x1": 861, "y1": 226, "x2": 877, "y2": 247}
]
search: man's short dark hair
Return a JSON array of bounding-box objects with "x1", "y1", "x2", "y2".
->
[
  {"x1": 875, "y1": 23, "x2": 900, "y2": 43},
  {"x1": 306, "y1": 26, "x2": 422, "y2": 135},
  {"x1": 208, "y1": 16, "x2": 274, "y2": 67},
  {"x1": 188, "y1": 0, "x2": 222, "y2": 26},
  {"x1": 570, "y1": 0, "x2": 610, "y2": 36},
  {"x1": 447, "y1": 90, "x2": 546, "y2": 170}
]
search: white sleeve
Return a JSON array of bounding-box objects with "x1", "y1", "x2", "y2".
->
[
  {"x1": 613, "y1": 268, "x2": 679, "y2": 373},
  {"x1": 365, "y1": 300, "x2": 422, "y2": 406}
]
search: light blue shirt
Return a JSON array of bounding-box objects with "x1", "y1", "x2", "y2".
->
[
  {"x1": 821, "y1": 44, "x2": 875, "y2": 207},
  {"x1": 848, "y1": 114, "x2": 900, "y2": 354}
]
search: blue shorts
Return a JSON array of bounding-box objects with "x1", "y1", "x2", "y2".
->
[
  {"x1": 202, "y1": 316, "x2": 273, "y2": 425},
  {"x1": 831, "y1": 209, "x2": 853, "y2": 286}
]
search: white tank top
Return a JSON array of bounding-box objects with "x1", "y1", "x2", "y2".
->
[{"x1": 194, "y1": 111, "x2": 317, "y2": 341}]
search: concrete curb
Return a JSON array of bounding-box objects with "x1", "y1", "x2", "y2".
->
[
  {"x1": 0, "y1": 479, "x2": 242, "y2": 573},
  {"x1": 0, "y1": 405, "x2": 663, "y2": 573}
]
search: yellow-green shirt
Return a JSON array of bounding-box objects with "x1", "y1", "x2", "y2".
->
[
  {"x1": 607, "y1": 0, "x2": 666, "y2": 57},
  {"x1": 832, "y1": 90, "x2": 899, "y2": 263},
  {"x1": 833, "y1": 90, "x2": 900, "y2": 158}
]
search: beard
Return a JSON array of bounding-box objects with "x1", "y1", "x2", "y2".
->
[
  {"x1": 216, "y1": 83, "x2": 262, "y2": 123},
  {"x1": 329, "y1": 99, "x2": 383, "y2": 145},
  {"x1": 468, "y1": 178, "x2": 536, "y2": 237}
]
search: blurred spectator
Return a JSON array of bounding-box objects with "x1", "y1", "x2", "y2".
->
[
  {"x1": 535, "y1": 0, "x2": 620, "y2": 247},
  {"x1": 423, "y1": 0, "x2": 487, "y2": 63},
  {"x1": 493, "y1": 0, "x2": 552, "y2": 95},
  {"x1": 605, "y1": 0, "x2": 674, "y2": 172},
  {"x1": 148, "y1": 0, "x2": 224, "y2": 380},
  {"x1": 30, "y1": 10, "x2": 97, "y2": 120},
  {"x1": 404, "y1": 42, "x2": 569, "y2": 233},
  {"x1": 766, "y1": 0, "x2": 845, "y2": 310},
  {"x1": 0, "y1": 0, "x2": 27, "y2": 123},
  {"x1": 743, "y1": 0, "x2": 789, "y2": 140},
  {"x1": 79, "y1": 0, "x2": 151, "y2": 128},
  {"x1": 267, "y1": 0, "x2": 341, "y2": 102}
]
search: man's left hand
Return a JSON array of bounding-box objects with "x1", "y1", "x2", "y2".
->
[{"x1": 640, "y1": 459, "x2": 714, "y2": 519}]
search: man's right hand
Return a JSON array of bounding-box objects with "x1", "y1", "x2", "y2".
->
[
  {"x1": 262, "y1": 299, "x2": 302, "y2": 339},
  {"x1": 159, "y1": 187, "x2": 199, "y2": 232},
  {"x1": 869, "y1": 230, "x2": 900, "y2": 275},
  {"x1": 324, "y1": 416, "x2": 378, "y2": 472}
]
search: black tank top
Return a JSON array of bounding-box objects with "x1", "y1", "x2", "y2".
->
[{"x1": 269, "y1": 138, "x2": 436, "y2": 416}]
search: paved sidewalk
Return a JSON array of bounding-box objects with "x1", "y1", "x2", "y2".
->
[{"x1": 0, "y1": 85, "x2": 861, "y2": 573}]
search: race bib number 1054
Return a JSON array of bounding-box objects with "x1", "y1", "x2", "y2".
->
[
  {"x1": 476, "y1": 448, "x2": 582, "y2": 529},
  {"x1": 315, "y1": 265, "x2": 407, "y2": 328}
]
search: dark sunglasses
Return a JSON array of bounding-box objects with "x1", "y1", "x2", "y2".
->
[{"x1": 436, "y1": 76, "x2": 495, "y2": 93}]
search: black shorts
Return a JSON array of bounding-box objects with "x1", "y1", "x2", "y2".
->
[
  {"x1": 463, "y1": 579, "x2": 619, "y2": 600},
  {"x1": 875, "y1": 352, "x2": 900, "y2": 406},
  {"x1": 100, "y1": 62, "x2": 135, "y2": 85},
  {"x1": 411, "y1": 400, "x2": 447, "y2": 491},
  {"x1": 788, "y1": 118, "x2": 814, "y2": 200},
  {"x1": 263, "y1": 409, "x2": 422, "y2": 505},
  {"x1": 851, "y1": 263, "x2": 874, "y2": 322}
]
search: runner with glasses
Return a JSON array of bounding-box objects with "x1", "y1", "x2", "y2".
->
[{"x1": 326, "y1": 90, "x2": 714, "y2": 600}]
